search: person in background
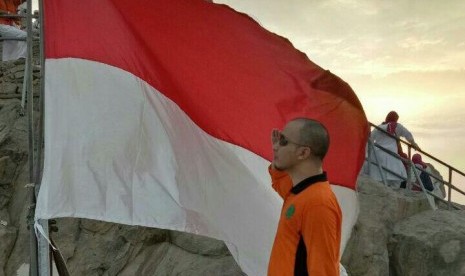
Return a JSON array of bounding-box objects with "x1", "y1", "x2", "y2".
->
[
  {"x1": 367, "y1": 111, "x2": 420, "y2": 189},
  {"x1": 0, "y1": 0, "x2": 26, "y2": 61},
  {"x1": 428, "y1": 164, "x2": 446, "y2": 198},
  {"x1": 411, "y1": 153, "x2": 435, "y2": 192}
]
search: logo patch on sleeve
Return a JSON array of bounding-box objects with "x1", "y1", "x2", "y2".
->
[{"x1": 285, "y1": 204, "x2": 295, "y2": 219}]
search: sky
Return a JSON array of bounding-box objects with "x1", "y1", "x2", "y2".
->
[{"x1": 215, "y1": 0, "x2": 465, "y2": 202}]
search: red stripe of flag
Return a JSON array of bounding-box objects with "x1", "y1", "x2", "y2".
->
[{"x1": 44, "y1": 0, "x2": 368, "y2": 188}]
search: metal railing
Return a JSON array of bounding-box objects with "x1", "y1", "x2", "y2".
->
[
  {"x1": 1, "y1": 2, "x2": 69, "y2": 275},
  {"x1": 0, "y1": 14, "x2": 39, "y2": 19},
  {"x1": 366, "y1": 122, "x2": 465, "y2": 210}
]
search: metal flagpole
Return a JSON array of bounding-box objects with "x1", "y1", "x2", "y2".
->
[
  {"x1": 35, "y1": 0, "x2": 51, "y2": 274},
  {"x1": 36, "y1": 0, "x2": 45, "y2": 201},
  {"x1": 3, "y1": 1, "x2": 70, "y2": 274},
  {"x1": 25, "y1": 0, "x2": 38, "y2": 274}
]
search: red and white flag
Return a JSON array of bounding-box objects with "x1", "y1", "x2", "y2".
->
[{"x1": 36, "y1": 1, "x2": 369, "y2": 275}]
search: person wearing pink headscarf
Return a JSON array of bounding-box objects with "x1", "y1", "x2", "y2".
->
[
  {"x1": 366, "y1": 111, "x2": 420, "y2": 189},
  {"x1": 382, "y1": 111, "x2": 419, "y2": 152},
  {"x1": 412, "y1": 153, "x2": 426, "y2": 168},
  {"x1": 411, "y1": 153, "x2": 434, "y2": 192}
]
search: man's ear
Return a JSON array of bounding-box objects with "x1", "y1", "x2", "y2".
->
[{"x1": 298, "y1": 147, "x2": 312, "y2": 160}]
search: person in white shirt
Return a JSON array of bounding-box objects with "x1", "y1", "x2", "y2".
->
[{"x1": 366, "y1": 111, "x2": 420, "y2": 188}]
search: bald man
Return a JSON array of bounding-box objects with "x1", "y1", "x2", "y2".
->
[{"x1": 268, "y1": 118, "x2": 342, "y2": 276}]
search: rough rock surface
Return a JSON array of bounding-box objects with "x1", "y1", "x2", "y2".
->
[
  {"x1": 49, "y1": 218, "x2": 242, "y2": 276},
  {"x1": 0, "y1": 95, "x2": 30, "y2": 276},
  {"x1": 341, "y1": 176, "x2": 432, "y2": 275},
  {"x1": 389, "y1": 210, "x2": 465, "y2": 276},
  {"x1": 341, "y1": 175, "x2": 465, "y2": 276}
]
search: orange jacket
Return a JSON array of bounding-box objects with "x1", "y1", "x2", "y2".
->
[{"x1": 268, "y1": 166, "x2": 342, "y2": 276}]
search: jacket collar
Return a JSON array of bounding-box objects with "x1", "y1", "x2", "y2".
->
[{"x1": 291, "y1": 172, "x2": 327, "y2": 194}]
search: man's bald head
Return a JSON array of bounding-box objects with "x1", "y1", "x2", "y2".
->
[{"x1": 291, "y1": 118, "x2": 330, "y2": 161}]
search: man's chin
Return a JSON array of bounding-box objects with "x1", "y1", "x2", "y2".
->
[{"x1": 273, "y1": 164, "x2": 285, "y2": 171}]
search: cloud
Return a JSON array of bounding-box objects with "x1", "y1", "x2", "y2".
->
[{"x1": 397, "y1": 37, "x2": 443, "y2": 50}]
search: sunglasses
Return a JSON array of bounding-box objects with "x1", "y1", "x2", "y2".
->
[{"x1": 278, "y1": 133, "x2": 310, "y2": 148}]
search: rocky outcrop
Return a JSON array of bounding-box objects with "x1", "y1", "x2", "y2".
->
[
  {"x1": 341, "y1": 175, "x2": 465, "y2": 276},
  {"x1": 0, "y1": 96, "x2": 30, "y2": 276},
  {"x1": 341, "y1": 176, "x2": 432, "y2": 275},
  {"x1": 48, "y1": 218, "x2": 241, "y2": 276},
  {"x1": 389, "y1": 210, "x2": 465, "y2": 276}
]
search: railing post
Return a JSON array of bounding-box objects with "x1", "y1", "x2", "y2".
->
[
  {"x1": 366, "y1": 141, "x2": 371, "y2": 175},
  {"x1": 368, "y1": 140, "x2": 388, "y2": 186},
  {"x1": 448, "y1": 168, "x2": 452, "y2": 210},
  {"x1": 405, "y1": 161, "x2": 411, "y2": 189}
]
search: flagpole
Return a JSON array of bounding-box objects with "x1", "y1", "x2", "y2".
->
[
  {"x1": 26, "y1": 0, "x2": 38, "y2": 275},
  {"x1": 36, "y1": 0, "x2": 45, "y2": 194},
  {"x1": 34, "y1": 0, "x2": 53, "y2": 274}
]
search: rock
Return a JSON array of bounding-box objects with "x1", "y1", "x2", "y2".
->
[
  {"x1": 169, "y1": 230, "x2": 230, "y2": 256},
  {"x1": 0, "y1": 123, "x2": 9, "y2": 146},
  {"x1": 3, "y1": 211, "x2": 28, "y2": 276},
  {"x1": 50, "y1": 219, "x2": 171, "y2": 275},
  {"x1": 0, "y1": 83, "x2": 18, "y2": 94},
  {"x1": 0, "y1": 156, "x2": 16, "y2": 185},
  {"x1": 117, "y1": 225, "x2": 169, "y2": 245},
  {"x1": 4, "y1": 155, "x2": 28, "y2": 229},
  {"x1": 0, "y1": 99, "x2": 22, "y2": 126},
  {"x1": 0, "y1": 98, "x2": 31, "y2": 276},
  {"x1": 4, "y1": 74, "x2": 15, "y2": 82},
  {"x1": 118, "y1": 242, "x2": 242, "y2": 276},
  {"x1": 388, "y1": 210, "x2": 465, "y2": 276},
  {"x1": 341, "y1": 175, "x2": 432, "y2": 275},
  {"x1": 80, "y1": 219, "x2": 114, "y2": 234},
  {"x1": 13, "y1": 59, "x2": 25, "y2": 66},
  {"x1": 0, "y1": 185, "x2": 11, "y2": 210},
  {"x1": 66, "y1": 226, "x2": 133, "y2": 276},
  {"x1": 51, "y1": 218, "x2": 80, "y2": 260},
  {"x1": 9, "y1": 64, "x2": 25, "y2": 74},
  {"x1": 50, "y1": 217, "x2": 237, "y2": 275},
  {"x1": 0, "y1": 225, "x2": 17, "y2": 276},
  {"x1": 0, "y1": 210, "x2": 9, "y2": 224},
  {"x1": 9, "y1": 115, "x2": 28, "y2": 154},
  {"x1": 14, "y1": 71, "x2": 24, "y2": 80},
  {"x1": 440, "y1": 240, "x2": 461, "y2": 263}
]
